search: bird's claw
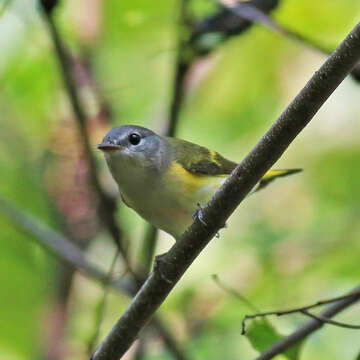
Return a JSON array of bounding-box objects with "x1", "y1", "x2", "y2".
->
[{"x1": 192, "y1": 202, "x2": 208, "y2": 227}]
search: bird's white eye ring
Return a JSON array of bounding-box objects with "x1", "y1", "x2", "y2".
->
[{"x1": 128, "y1": 133, "x2": 141, "y2": 145}]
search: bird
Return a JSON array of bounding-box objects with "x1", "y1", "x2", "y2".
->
[{"x1": 98, "y1": 125, "x2": 301, "y2": 240}]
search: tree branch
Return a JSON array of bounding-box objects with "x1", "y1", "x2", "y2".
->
[
  {"x1": 91, "y1": 19, "x2": 360, "y2": 360},
  {"x1": 217, "y1": 0, "x2": 332, "y2": 54},
  {"x1": 164, "y1": 0, "x2": 191, "y2": 138},
  {"x1": 0, "y1": 196, "x2": 132, "y2": 295},
  {"x1": 190, "y1": 0, "x2": 279, "y2": 55},
  {"x1": 256, "y1": 286, "x2": 360, "y2": 360},
  {"x1": 217, "y1": 0, "x2": 360, "y2": 81}
]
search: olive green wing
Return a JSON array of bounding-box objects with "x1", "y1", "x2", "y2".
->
[
  {"x1": 167, "y1": 137, "x2": 236, "y2": 176},
  {"x1": 167, "y1": 137, "x2": 302, "y2": 189}
]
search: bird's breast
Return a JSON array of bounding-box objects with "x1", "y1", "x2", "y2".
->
[{"x1": 109, "y1": 157, "x2": 225, "y2": 239}]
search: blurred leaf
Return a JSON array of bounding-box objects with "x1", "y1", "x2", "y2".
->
[
  {"x1": 246, "y1": 319, "x2": 302, "y2": 360},
  {"x1": 278, "y1": 0, "x2": 360, "y2": 46}
]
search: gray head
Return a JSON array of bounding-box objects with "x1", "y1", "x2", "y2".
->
[{"x1": 98, "y1": 125, "x2": 171, "y2": 172}]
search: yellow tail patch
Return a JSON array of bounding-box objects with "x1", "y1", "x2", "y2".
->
[{"x1": 257, "y1": 169, "x2": 302, "y2": 191}]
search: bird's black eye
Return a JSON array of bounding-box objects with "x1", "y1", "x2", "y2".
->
[{"x1": 128, "y1": 133, "x2": 141, "y2": 145}]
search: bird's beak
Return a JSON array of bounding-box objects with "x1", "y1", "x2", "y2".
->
[{"x1": 97, "y1": 143, "x2": 124, "y2": 152}]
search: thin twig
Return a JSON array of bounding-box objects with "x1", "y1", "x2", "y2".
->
[
  {"x1": 190, "y1": 0, "x2": 279, "y2": 55},
  {"x1": 87, "y1": 251, "x2": 121, "y2": 356},
  {"x1": 217, "y1": 0, "x2": 360, "y2": 81},
  {"x1": 165, "y1": 0, "x2": 191, "y2": 137},
  {"x1": 139, "y1": 0, "x2": 193, "y2": 277},
  {"x1": 0, "y1": 196, "x2": 131, "y2": 294},
  {"x1": 300, "y1": 309, "x2": 360, "y2": 330},
  {"x1": 211, "y1": 274, "x2": 260, "y2": 313},
  {"x1": 241, "y1": 290, "x2": 360, "y2": 334},
  {"x1": 91, "y1": 20, "x2": 360, "y2": 360},
  {"x1": 217, "y1": 0, "x2": 332, "y2": 54},
  {"x1": 212, "y1": 275, "x2": 360, "y2": 334},
  {"x1": 256, "y1": 286, "x2": 360, "y2": 360}
]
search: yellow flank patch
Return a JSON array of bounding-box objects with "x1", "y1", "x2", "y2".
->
[
  {"x1": 165, "y1": 162, "x2": 226, "y2": 199},
  {"x1": 167, "y1": 162, "x2": 204, "y2": 193}
]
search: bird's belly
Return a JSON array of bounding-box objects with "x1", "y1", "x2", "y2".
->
[
  {"x1": 150, "y1": 167, "x2": 225, "y2": 238},
  {"x1": 114, "y1": 158, "x2": 227, "y2": 239},
  {"x1": 121, "y1": 174, "x2": 224, "y2": 239},
  {"x1": 122, "y1": 184, "x2": 197, "y2": 239}
]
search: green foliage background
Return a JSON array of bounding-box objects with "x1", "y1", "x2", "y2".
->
[{"x1": 0, "y1": 0, "x2": 360, "y2": 359}]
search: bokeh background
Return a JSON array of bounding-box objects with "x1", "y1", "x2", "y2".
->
[{"x1": 1, "y1": 0, "x2": 360, "y2": 359}]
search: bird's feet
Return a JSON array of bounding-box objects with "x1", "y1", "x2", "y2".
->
[
  {"x1": 192, "y1": 203, "x2": 228, "y2": 238},
  {"x1": 192, "y1": 202, "x2": 208, "y2": 227}
]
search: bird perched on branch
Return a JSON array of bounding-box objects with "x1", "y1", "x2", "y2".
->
[{"x1": 98, "y1": 125, "x2": 301, "y2": 240}]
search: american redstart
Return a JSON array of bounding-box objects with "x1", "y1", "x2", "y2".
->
[{"x1": 98, "y1": 125, "x2": 301, "y2": 240}]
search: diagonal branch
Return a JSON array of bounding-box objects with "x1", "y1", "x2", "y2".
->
[
  {"x1": 217, "y1": 0, "x2": 332, "y2": 54},
  {"x1": 256, "y1": 286, "x2": 360, "y2": 360},
  {"x1": 0, "y1": 197, "x2": 134, "y2": 295},
  {"x1": 217, "y1": 0, "x2": 360, "y2": 81},
  {"x1": 242, "y1": 289, "x2": 360, "y2": 334},
  {"x1": 91, "y1": 20, "x2": 360, "y2": 360},
  {"x1": 190, "y1": 0, "x2": 279, "y2": 55}
]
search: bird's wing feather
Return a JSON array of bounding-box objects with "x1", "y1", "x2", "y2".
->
[
  {"x1": 167, "y1": 137, "x2": 237, "y2": 176},
  {"x1": 167, "y1": 137, "x2": 302, "y2": 189}
]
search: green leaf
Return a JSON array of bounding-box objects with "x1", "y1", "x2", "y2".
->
[{"x1": 245, "y1": 319, "x2": 302, "y2": 360}]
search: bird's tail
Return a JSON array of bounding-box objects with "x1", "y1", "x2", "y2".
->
[{"x1": 254, "y1": 168, "x2": 303, "y2": 192}]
